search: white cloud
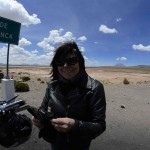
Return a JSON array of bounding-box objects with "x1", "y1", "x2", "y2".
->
[
  {"x1": 116, "y1": 57, "x2": 127, "y2": 61},
  {"x1": 132, "y1": 44, "x2": 150, "y2": 52},
  {"x1": 84, "y1": 56, "x2": 103, "y2": 67},
  {"x1": 0, "y1": 29, "x2": 87, "y2": 66},
  {"x1": 64, "y1": 32, "x2": 75, "y2": 41},
  {"x1": 85, "y1": 58, "x2": 102, "y2": 67},
  {"x1": 19, "y1": 38, "x2": 32, "y2": 47},
  {"x1": 0, "y1": 44, "x2": 53, "y2": 65},
  {"x1": 37, "y1": 29, "x2": 86, "y2": 53},
  {"x1": 38, "y1": 29, "x2": 75, "y2": 47},
  {"x1": 79, "y1": 46, "x2": 85, "y2": 52},
  {"x1": 37, "y1": 40, "x2": 55, "y2": 53},
  {"x1": 94, "y1": 41, "x2": 100, "y2": 44},
  {"x1": 99, "y1": 24, "x2": 118, "y2": 34},
  {"x1": 84, "y1": 56, "x2": 88, "y2": 60},
  {"x1": 0, "y1": 43, "x2": 101, "y2": 66},
  {"x1": 78, "y1": 36, "x2": 87, "y2": 42},
  {"x1": 47, "y1": 29, "x2": 75, "y2": 44},
  {"x1": 31, "y1": 50, "x2": 38, "y2": 54},
  {"x1": 116, "y1": 18, "x2": 122, "y2": 22},
  {"x1": 0, "y1": 0, "x2": 41, "y2": 26}
]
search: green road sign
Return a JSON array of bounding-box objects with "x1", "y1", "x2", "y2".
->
[{"x1": 0, "y1": 16, "x2": 21, "y2": 45}]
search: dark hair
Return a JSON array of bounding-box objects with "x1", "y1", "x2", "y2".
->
[{"x1": 50, "y1": 41, "x2": 85, "y2": 80}]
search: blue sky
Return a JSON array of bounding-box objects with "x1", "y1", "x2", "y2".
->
[{"x1": 0, "y1": 0, "x2": 150, "y2": 66}]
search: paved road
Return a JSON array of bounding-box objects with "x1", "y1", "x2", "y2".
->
[{"x1": 1, "y1": 85, "x2": 150, "y2": 150}]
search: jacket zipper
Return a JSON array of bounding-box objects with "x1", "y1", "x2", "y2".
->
[
  {"x1": 66, "y1": 105, "x2": 70, "y2": 116},
  {"x1": 66, "y1": 105, "x2": 70, "y2": 143}
]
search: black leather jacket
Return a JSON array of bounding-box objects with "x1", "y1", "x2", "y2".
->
[{"x1": 39, "y1": 72, "x2": 106, "y2": 149}]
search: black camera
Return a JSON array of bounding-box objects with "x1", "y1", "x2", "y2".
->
[
  {"x1": 27, "y1": 106, "x2": 56, "y2": 143},
  {"x1": 0, "y1": 95, "x2": 27, "y2": 118},
  {"x1": 0, "y1": 96, "x2": 32, "y2": 148},
  {"x1": 27, "y1": 106, "x2": 55, "y2": 124}
]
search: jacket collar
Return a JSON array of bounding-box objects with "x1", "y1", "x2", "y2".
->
[
  {"x1": 58, "y1": 70, "x2": 85, "y2": 86},
  {"x1": 59, "y1": 70, "x2": 93, "y2": 89}
]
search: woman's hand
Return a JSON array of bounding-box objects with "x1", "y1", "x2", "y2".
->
[
  {"x1": 51, "y1": 117, "x2": 75, "y2": 132},
  {"x1": 32, "y1": 116, "x2": 44, "y2": 129}
]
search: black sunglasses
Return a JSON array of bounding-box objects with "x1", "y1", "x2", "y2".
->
[{"x1": 57, "y1": 57, "x2": 78, "y2": 66}]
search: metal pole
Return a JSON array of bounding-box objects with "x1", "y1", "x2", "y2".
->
[{"x1": 6, "y1": 43, "x2": 10, "y2": 79}]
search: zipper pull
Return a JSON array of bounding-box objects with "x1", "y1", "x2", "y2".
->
[{"x1": 65, "y1": 105, "x2": 70, "y2": 117}]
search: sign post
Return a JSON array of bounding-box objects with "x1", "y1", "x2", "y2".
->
[
  {"x1": 6, "y1": 43, "x2": 10, "y2": 79},
  {"x1": 0, "y1": 16, "x2": 21, "y2": 101}
]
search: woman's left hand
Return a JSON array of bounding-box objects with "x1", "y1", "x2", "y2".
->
[{"x1": 51, "y1": 117, "x2": 75, "y2": 132}]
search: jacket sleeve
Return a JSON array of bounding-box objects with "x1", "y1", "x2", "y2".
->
[
  {"x1": 39, "y1": 85, "x2": 50, "y2": 111},
  {"x1": 72, "y1": 82, "x2": 106, "y2": 139},
  {"x1": 38, "y1": 85, "x2": 56, "y2": 143}
]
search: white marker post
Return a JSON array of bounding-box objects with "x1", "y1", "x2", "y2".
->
[
  {"x1": 2, "y1": 44, "x2": 15, "y2": 101},
  {"x1": 0, "y1": 16, "x2": 21, "y2": 101},
  {"x1": 2, "y1": 79, "x2": 15, "y2": 101}
]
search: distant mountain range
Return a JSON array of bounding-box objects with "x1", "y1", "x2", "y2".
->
[
  {"x1": 114, "y1": 63, "x2": 150, "y2": 67},
  {"x1": 0, "y1": 63, "x2": 48, "y2": 67},
  {"x1": 115, "y1": 63, "x2": 126, "y2": 66},
  {"x1": 0, "y1": 63, "x2": 149, "y2": 67}
]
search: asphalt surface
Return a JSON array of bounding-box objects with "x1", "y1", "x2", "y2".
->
[{"x1": 0, "y1": 84, "x2": 150, "y2": 150}]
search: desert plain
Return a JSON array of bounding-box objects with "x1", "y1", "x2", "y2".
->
[{"x1": 0, "y1": 66, "x2": 150, "y2": 150}]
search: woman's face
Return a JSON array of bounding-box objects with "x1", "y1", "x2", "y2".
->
[{"x1": 57, "y1": 53, "x2": 80, "y2": 80}]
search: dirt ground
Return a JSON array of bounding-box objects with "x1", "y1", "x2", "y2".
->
[{"x1": 0, "y1": 66, "x2": 150, "y2": 150}]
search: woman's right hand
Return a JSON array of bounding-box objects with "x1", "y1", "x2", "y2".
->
[{"x1": 32, "y1": 116, "x2": 44, "y2": 129}]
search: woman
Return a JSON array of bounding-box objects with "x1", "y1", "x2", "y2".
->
[{"x1": 32, "y1": 41, "x2": 106, "y2": 150}]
